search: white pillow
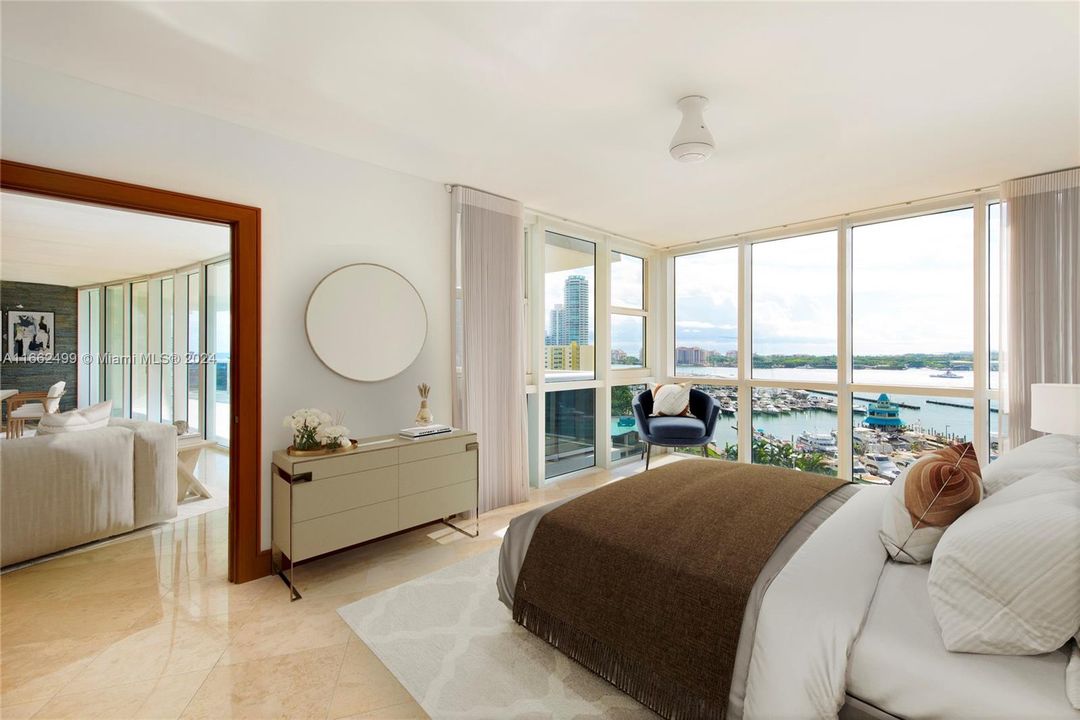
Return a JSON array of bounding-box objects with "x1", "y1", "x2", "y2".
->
[
  {"x1": 982, "y1": 433, "x2": 1079, "y2": 496},
  {"x1": 650, "y1": 382, "x2": 692, "y2": 417},
  {"x1": 37, "y1": 400, "x2": 113, "y2": 435},
  {"x1": 928, "y1": 466, "x2": 1080, "y2": 655}
]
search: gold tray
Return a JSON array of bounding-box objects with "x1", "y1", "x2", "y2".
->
[{"x1": 286, "y1": 439, "x2": 357, "y2": 456}]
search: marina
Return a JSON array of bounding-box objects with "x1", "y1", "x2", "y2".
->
[{"x1": 611, "y1": 368, "x2": 997, "y2": 482}]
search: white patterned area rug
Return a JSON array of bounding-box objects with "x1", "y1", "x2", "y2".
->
[{"x1": 337, "y1": 549, "x2": 658, "y2": 719}]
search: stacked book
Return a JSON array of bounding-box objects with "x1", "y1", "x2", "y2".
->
[{"x1": 399, "y1": 424, "x2": 453, "y2": 439}]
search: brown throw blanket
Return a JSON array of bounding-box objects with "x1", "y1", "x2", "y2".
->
[{"x1": 513, "y1": 459, "x2": 845, "y2": 720}]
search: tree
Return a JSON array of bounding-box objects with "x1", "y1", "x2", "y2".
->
[
  {"x1": 794, "y1": 452, "x2": 832, "y2": 475},
  {"x1": 611, "y1": 385, "x2": 635, "y2": 417}
]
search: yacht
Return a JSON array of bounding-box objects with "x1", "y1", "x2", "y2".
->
[{"x1": 798, "y1": 432, "x2": 838, "y2": 455}]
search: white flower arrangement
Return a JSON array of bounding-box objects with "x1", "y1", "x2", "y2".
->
[
  {"x1": 283, "y1": 408, "x2": 349, "y2": 450},
  {"x1": 317, "y1": 425, "x2": 351, "y2": 448}
]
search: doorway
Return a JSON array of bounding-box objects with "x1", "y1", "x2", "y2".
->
[{"x1": 1, "y1": 160, "x2": 263, "y2": 583}]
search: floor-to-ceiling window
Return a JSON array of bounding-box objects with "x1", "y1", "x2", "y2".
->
[
  {"x1": 104, "y1": 284, "x2": 125, "y2": 417},
  {"x1": 205, "y1": 260, "x2": 231, "y2": 446},
  {"x1": 79, "y1": 255, "x2": 230, "y2": 447},
  {"x1": 130, "y1": 280, "x2": 149, "y2": 420},
  {"x1": 161, "y1": 277, "x2": 174, "y2": 423},
  {"x1": 186, "y1": 271, "x2": 201, "y2": 435},
  {"x1": 541, "y1": 231, "x2": 597, "y2": 478},
  {"x1": 528, "y1": 220, "x2": 657, "y2": 483},
  {"x1": 77, "y1": 287, "x2": 101, "y2": 406},
  {"x1": 671, "y1": 193, "x2": 999, "y2": 478}
]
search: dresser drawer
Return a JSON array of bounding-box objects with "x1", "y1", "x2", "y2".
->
[
  {"x1": 301, "y1": 448, "x2": 399, "y2": 480},
  {"x1": 398, "y1": 479, "x2": 476, "y2": 529},
  {"x1": 398, "y1": 435, "x2": 473, "y2": 464},
  {"x1": 291, "y1": 499, "x2": 398, "y2": 562},
  {"x1": 399, "y1": 449, "x2": 477, "y2": 497},
  {"x1": 291, "y1": 466, "x2": 397, "y2": 523}
]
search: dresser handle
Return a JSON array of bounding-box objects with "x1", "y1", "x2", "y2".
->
[
  {"x1": 289, "y1": 472, "x2": 313, "y2": 485},
  {"x1": 466, "y1": 442, "x2": 479, "y2": 451}
]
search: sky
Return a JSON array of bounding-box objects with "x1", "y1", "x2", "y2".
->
[
  {"x1": 675, "y1": 208, "x2": 980, "y2": 357},
  {"x1": 544, "y1": 206, "x2": 989, "y2": 360}
]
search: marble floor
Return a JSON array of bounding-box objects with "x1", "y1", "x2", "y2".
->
[{"x1": 0, "y1": 454, "x2": 679, "y2": 720}]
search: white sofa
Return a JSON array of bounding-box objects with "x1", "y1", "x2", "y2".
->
[{"x1": 0, "y1": 418, "x2": 178, "y2": 566}]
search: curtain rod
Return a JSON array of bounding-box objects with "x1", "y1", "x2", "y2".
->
[
  {"x1": 444, "y1": 183, "x2": 519, "y2": 205},
  {"x1": 662, "y1": 184, "x2": 1000, "y2": 251}
]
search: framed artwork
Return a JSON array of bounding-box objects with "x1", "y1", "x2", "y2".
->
[{"x1": 7, "y1": 311, "x2": 54, "y2": 360}]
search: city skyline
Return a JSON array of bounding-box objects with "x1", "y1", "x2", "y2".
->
[{"x1": 545, "y1": 273, "x2": 592, "y2": 347}]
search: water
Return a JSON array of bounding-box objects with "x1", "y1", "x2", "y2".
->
[{"x1": 615, "y1": 367, "x2": 995, "y2": 456}]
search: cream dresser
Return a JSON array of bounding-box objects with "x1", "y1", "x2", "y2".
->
[{"x1": 271, "y1": 430, "x2": 478, "y2": 599}]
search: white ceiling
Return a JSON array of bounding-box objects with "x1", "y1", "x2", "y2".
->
[
  {"x1": 0, "y1": 192, "x2": 230, "y2": 287},
  {"x1": 2, "y1": 2, "x2": 1078, "y2": 246}
]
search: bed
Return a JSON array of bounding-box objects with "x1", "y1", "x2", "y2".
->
[{"x1": 497, "y1": 438, "x2": 1080, "y2": 720}]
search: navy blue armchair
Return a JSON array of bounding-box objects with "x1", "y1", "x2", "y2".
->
[{"x1": 633, "y1": 388, "x2": 721, "y2": 469}]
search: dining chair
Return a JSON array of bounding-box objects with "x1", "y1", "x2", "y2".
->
[{"x1": 6, "y1": 381, "x2": 66, "y2": 438}]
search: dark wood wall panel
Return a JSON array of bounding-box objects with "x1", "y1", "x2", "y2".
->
[{"x1": 1, "y1": 280, "x2": 78, "y2": 417}]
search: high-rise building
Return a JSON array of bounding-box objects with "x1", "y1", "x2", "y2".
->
[
  {"x1": 547, "y1": 304, "x2": 566, "y2": 346},
  {"x1": 562, "y1": 275, "x2": 589, "y2": 346}
]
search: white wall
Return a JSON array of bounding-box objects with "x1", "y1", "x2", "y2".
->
[{"x1": 1, "y1": 60, "x2": 452, "y2": 549}]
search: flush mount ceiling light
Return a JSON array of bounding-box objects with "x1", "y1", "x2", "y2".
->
[{"x1": 669, "y1": 95, "x2": 715, "y2": 163}]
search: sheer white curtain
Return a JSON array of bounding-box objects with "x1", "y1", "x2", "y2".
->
[
  {"x1": 451, "y1": 186, "x2": 529, "y2": 513},
  {"x1": 1000, "y1": 167, "x2": 1080, "y2": 446}
]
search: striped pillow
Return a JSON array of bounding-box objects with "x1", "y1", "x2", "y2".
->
[
  {"x1": 879, "y1": 442, "x2": 982, "y2": 563},
  {"x1": 928, "y1": 466, "x2": 1080, "y2": 655}
]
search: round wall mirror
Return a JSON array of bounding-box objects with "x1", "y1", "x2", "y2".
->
[{"x1": 306, "y1": 263, "x2": 427, "y2": 382}]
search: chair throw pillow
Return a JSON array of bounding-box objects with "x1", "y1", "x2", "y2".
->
[
  {"x1": 650, "y1": 383, "x2": 692, "y2": 417},
  {"x1": 879, "y1": 441, "x2": 982, "y2": 563}
]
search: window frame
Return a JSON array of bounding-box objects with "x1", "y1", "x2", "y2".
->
[
  {"x1": 667, "y1": 191, "x2": 999, "y2": 472},
  {"x1": 525, "y1": 217, "x2": 659, "y2": 485}
]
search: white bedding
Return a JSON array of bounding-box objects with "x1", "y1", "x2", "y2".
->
[
  {"x1": 744, "y1": 485, "x2": 889, "y2": 718},
  {"x1": 744, "y1": 481, "x2": 1079, "y2": 719},
  {"x1": 848, "y1": 561, "x2": 1078, "y2": 719}
]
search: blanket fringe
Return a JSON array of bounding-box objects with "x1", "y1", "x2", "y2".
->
[{"x1": 513, "y1": 599, "x2": 724, "y2": 720}]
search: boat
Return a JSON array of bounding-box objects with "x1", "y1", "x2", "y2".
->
[
  {"x1": 931, "y1": 368, "x2": 963, "y2": 379},
  {"x1": 852, "y1": 403, "x2": 868, "y2": 415},
  {"x1": 798, "y1": 432, "x2": 838, "y2": 455}
]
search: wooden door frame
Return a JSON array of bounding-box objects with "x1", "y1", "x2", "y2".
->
[{"x1": 1, "y1": 160, "x2": 267, "y2": 583}]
